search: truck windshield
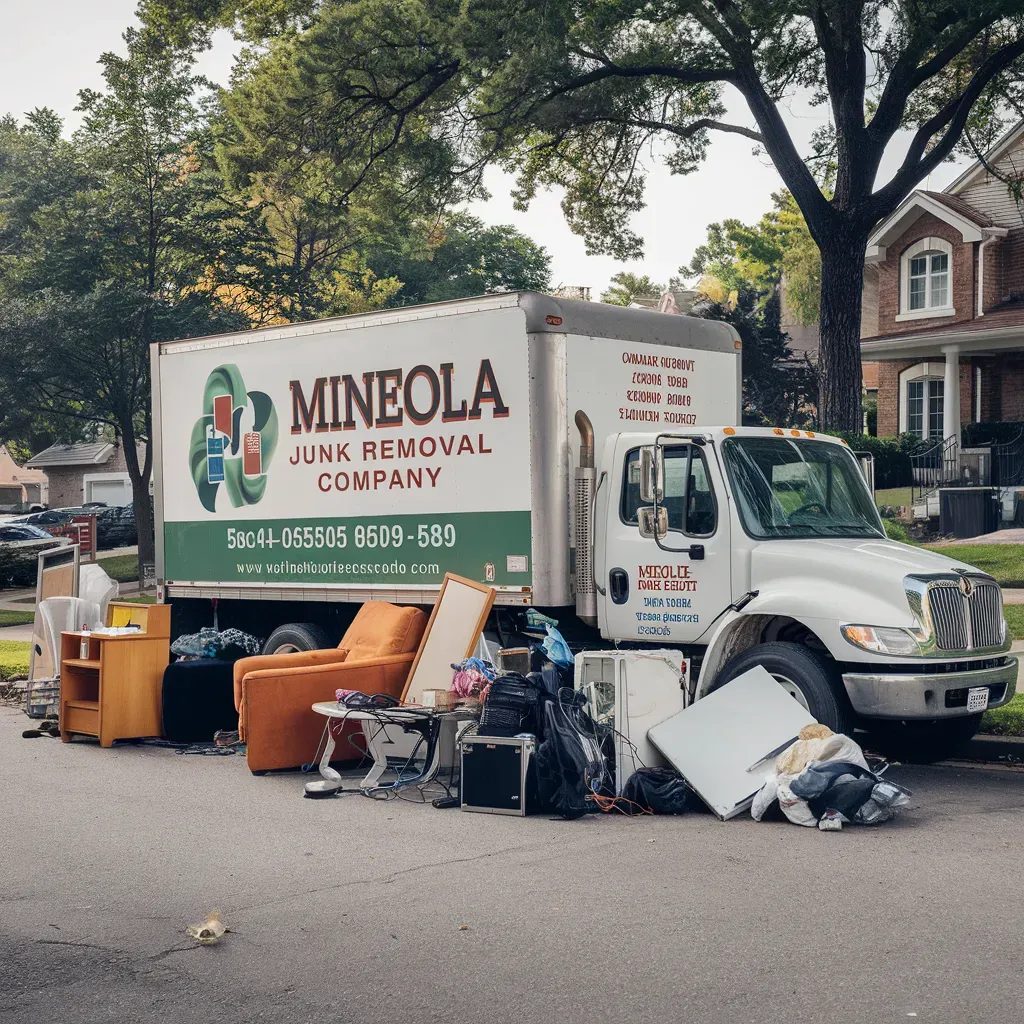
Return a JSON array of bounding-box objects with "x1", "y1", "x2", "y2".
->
[{"x1": 722, "y1": 437, "x2": 884, "y2": 540}]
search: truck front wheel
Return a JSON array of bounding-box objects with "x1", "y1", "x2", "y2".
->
[{"x1": 715, "y1": 641, "x2": 854, "y2": 736}]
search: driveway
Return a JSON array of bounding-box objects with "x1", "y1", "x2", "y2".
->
[{"x1": 1, "y1": 705, "x2": 1022, "y2": 1024}]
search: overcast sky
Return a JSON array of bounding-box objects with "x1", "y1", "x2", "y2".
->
[{"x1": 2, "y1": 0, "x2": 968, "y2": 299}]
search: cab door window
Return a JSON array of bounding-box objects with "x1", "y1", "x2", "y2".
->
[{"x1": 621, "y1": 446, "x2": 717, "y2": 536}]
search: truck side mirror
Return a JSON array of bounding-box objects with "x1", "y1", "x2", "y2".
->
[
  {"x1": 639, "y1": 447, "x2": 664, "y2": 504},
  {"x1": 638, "y1": 506, "x2": 668, "y2": 540}
]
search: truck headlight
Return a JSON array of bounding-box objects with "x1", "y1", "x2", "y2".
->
[{"x1": 841, "y1": 624, "x2": 927, "y2": 657}]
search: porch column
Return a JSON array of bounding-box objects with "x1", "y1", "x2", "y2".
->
[{"x1": 942, "y1": 344, "x2": 961, "y2": 444}]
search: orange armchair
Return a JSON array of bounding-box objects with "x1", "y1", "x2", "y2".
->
[{"x1": 234, "y1": 602, "x2": 427, "y2": 773}]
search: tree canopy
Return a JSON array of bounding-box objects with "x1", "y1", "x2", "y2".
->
[
  {"x1": 684, "y1": 190, "x2": 821, "y2": 326},
  {"x1": 600, "y1": 271, "x2": 665, "y2": 306},
  {"x1": 140, "y1": 0, "x2": 1024, "y2": 430}
]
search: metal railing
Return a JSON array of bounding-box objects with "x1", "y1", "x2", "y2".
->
[
  {"x1": 910, "y1": 435, "x2": 959, "y2": 506},
  {"x1": 991, "y1": 430, "x2": 1024, "y2": 488}
]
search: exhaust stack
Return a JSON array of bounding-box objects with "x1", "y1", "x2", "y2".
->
[{"x1": 574, "y1": 410, "x2": 597, "y2": 626}]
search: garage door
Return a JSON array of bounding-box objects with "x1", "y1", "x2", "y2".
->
[{"x1": 87, "y1": 479, "x2": 131, "y2": 506}]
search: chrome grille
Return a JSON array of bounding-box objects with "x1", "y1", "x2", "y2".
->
[
  {"x1": 925, "y1": 578, "x2": 1004, "y2": 652},
  {"x1": 970, "y1": 582, "x2": 1004, "y2": 648},
  {"x1": 928, "y1": 583, "x2": 969, "y2": 651}
]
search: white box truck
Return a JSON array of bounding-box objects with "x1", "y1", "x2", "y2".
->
[{"x1": 152, "y1": 292, "x2": 1017, "y2": 756}]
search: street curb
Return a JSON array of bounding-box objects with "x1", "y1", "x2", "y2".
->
[{"x1": 964, "y1": 733, "x2": 1024, "y2": 761}]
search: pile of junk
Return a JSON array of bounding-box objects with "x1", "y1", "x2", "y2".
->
[{"x1": 302, "y1": 606, "x2": 911, "y2": 831}]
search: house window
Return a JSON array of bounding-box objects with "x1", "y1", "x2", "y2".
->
[
  {"x1": 908, "y1": 252, "x2": 949, "y2": 310},
  {"x1": 905, "y1": 377, "x2": 943, "y2": 440},
  {"x1": 898, "y1": 237, "x2": 954, "y2": 321}
]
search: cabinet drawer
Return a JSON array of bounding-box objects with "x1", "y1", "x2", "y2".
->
[{"x1": 63, "y1": 701, "x2": 99, "y2": 736}]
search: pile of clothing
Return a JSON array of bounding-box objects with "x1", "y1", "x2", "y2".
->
[{"x1": 752, "y1": 724, "x2": 910, "y2": 830}]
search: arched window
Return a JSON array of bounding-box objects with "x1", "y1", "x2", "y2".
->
[{"x1": 898, "y1": 237, "x2": 954, "y2": 320}]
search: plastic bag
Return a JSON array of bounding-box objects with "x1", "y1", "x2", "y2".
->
[
  {"x1": 541, "y1": 624, "x2": 573, "y2": 668},
  {"x1": 751, "y1": 775, "x2": 780, "y2": 821},
  {"x1": 187, "y1": 909, "x2": 226, "y2": 945},
  {"x1": 854, "y1": 780, "x2": 911, "y2": 825},
  {"x1": 535, "y1": 689, "x2": 605, "y2": 818},
  {"x1": 450, "y1": 657, "x2": 495, "y2": 698},
  {"x1": 776, "y1": 780, "x2": 817, "y2": 827},
  {"x1": 621, "y1": 767, "x2": 690, "y2": 814},
  {"x1": 171, "y1": 627, "x2": 262, "y2": 660},
  {"x1": 775, "y1": 727, "x2": 869, "y2": 775}
]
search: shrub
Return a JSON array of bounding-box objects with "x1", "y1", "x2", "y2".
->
[
  {"x1": 835, "y1": 432, "x2": 926, "y2": 489},
  {"x1": 883, "y1": 518, "x2": 912, "y2": 544}
]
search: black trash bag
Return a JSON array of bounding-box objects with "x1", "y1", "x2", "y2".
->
[
  {"x1": 534, "y1": 689, "x2": 606, "y2": 819},
  {"x1": 621, "y1": 767, "x2": 691, "y2": 815}
]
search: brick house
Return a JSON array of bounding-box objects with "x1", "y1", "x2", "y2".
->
[
  {"x1": 26, "y1": 441, "x2": 146, "y2": 508},
  {"x1": 861, "y1": 121, "x2": 1024, "y2": 445}
]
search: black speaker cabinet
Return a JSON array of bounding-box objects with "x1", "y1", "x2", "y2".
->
[{"x1": 459, "y1": 733, "x2": 537, "y2": 816}]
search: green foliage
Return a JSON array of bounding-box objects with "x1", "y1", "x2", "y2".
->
[
  {"x1": 0, "y1": 640, "x2": 30, "y2": 680},
  {"x1": 981, "y1": 693, "x2": 1024, "y2": 736},
  {"x1": 367, "y1": 215, "x2": 550, "y2": 306},
  {"x1": 139, "y1": 0, "x2": 1024, "y2": 432},
  {"x1": 600, "y1": 272, "x2": 664, "y2": 306},
  {"x1": 836, "y1": 433, "x2": 925, "y2": 489},
  {"x1": 692, "y1": 290, "x2": 816, "y2": 428},
  {"x1": 882, "y1": 518, "x2": 913, "y2": 544},
  {"x1": 0, "y1": 610, "x2": 36, "y2": 627},
  {"x1": 684, "y1": 191, "x2": 821, "y2": 325},
  {"x1": 97, "y1": 554, "x2": 142, "y2": 584},
  {"x1": 923, "y1": 544, "x2": 1024, "y2": 589}
]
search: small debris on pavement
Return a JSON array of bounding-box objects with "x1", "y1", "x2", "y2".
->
[{"x1": 187, "y1": 910, "x2": 227, "y2": 945}]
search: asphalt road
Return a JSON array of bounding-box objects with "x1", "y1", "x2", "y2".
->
[{"x1": 2, "y1": 705, "x2": 1023, "y2": 1024}]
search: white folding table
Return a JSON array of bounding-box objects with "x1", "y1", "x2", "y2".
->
[{"x1": 310, "y1": 701, "x2": 477, "y2": 793}]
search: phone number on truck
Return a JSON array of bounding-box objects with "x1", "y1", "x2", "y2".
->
[{"x1": 226, "y1": 523, "x2": 457, "y2": 551}]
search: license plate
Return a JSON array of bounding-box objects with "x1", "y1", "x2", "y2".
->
[{"x1": 966, "y1": 686, "x2": 990, "y2": 713}]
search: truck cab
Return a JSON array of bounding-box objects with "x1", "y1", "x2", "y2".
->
[{"x1": 590, "y1": 425, "x2": 1017, "y2": 754}]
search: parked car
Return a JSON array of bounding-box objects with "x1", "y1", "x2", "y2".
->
[
  {"x1": 0, "y1": 524, "x2": 63, "y2": 587},
  {"x1": 96, "y1": 505, "x2": 138, "y2": 549}
]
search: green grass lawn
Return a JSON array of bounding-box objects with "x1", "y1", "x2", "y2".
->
[
  {"x1": 121, "y1": 594, "x2": 156, "y2": 604},
  {"x1": 982, "y1": 694, "x2": 1024, "y2": 736},
  {"x1": 977, "y1": 605, "x2": 1024, "y2": 736},
  {"x1": 0, "y1": 639, "x2": 30, "y2": 680},
  {"x1": 97, "y1": 554, "x2": 140, "y2": 584},
  {"x1": 922, "y1": 544, "x2": 1024, "y2": 588},
  {"x1": 875, "y1": 487, "x2": 912, "y2": 509},
  {"x1": 0, "y1": 609, "x2": 35, "y2": 627}
]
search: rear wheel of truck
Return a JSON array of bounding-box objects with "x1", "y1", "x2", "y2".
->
[
  {"x1": 867, "y1": 714, "x2": 982, "y2": 764},
  {"x1": 261, "y1": 623, "x2": 332, "y2": 656},
  {"x1": 715, "y1": 641, "x2": 854, "y2": 736}
]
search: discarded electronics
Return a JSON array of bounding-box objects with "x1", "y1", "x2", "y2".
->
[
  {"x1": 459, "y1": 733, "x2": 538, "y2": 816},
  {"x1": 648, "y1": 666, "x2": 816, "y2": 820},
  {"x1": 575, "y1": 649, "x2": 687, "y2": 793}
]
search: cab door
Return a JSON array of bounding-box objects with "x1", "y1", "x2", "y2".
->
[{"x1": 599, "y1": 436, "x2": 733, "y2": 644}]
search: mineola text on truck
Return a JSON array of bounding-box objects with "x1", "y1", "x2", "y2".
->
[{"x1": 152, "y1": 291, "x2": 1017, "y2": 757}]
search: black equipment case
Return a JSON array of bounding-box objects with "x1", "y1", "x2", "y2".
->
[{"x1": 459, "y1": 733, "x2": 537, "y2": 816}]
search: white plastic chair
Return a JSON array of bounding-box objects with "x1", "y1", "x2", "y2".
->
[{"x1": 79, "y1": 563, "x2": 119, "y2": 623}]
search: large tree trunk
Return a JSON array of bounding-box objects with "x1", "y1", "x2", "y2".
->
[
  {"x1": 120, "y1": 417, "x2": 154, "y2": 588},
  {"x1": 817, "y1": 238, "x2": 868, "y2": 433}
]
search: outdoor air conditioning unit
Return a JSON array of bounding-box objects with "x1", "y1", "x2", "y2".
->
[{"x1": 958, "y1": 448, "x2": 991, "y2": 486}]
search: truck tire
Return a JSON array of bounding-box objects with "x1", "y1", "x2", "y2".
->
[
  {"x1": 714, "y1": 641, "x2": 854, "y2": 736},
  {"x1": 261, "y1": 623, "x2": 332, "y2": 656},
  {"x1": 867, "y1": 714, "x2": 982, "y2": 764}
]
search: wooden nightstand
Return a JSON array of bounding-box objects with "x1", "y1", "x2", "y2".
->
[{"x1": 60, "y1": 603, "x2": 171, "y2": 747}]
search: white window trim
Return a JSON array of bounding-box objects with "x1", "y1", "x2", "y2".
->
[
  {"x1": 898, "y1": 362, "x2": 945, "y2": 437},
  {"x1": 898, "y1": 236, "x2": 955, "y2": 321}
]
